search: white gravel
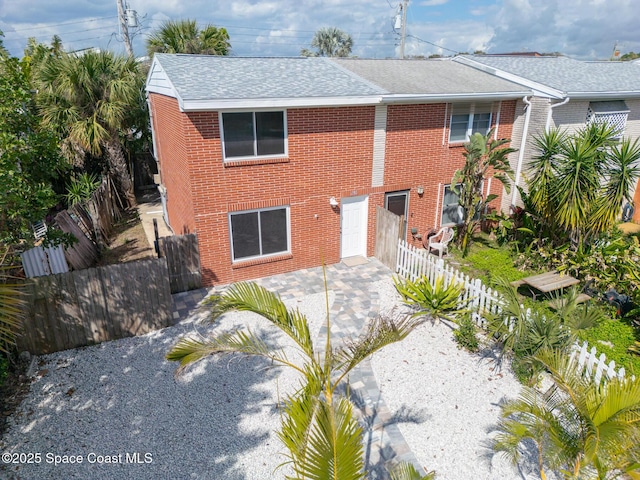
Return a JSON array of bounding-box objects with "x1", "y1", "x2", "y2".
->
[
  {"x1": 1, "y1": 276, "x2": 547, "y2": 480},
  {"x1": 370, "y1": 278, "x2": 544, "y2": 480}
]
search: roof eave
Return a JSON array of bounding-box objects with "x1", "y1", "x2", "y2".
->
[
  {"x1": 566, "y1": 91, "x2": 640, "y2": 100},
  {"x1": 179, "y1": 96, "x2": 383, "y2": 111},
  {"x1": 381, "y1": 92, "x2": 532, "y2": 104}
]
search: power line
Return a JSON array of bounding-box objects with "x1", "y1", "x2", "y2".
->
[
  {"x1": 3, "y1": 16, "x2": 117, "y2": 34},
  {"x1": 407, "y1": 34, "x2": 459, "y2": 54}
]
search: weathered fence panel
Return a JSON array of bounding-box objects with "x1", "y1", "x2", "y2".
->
[
  {"x1": 55, "y1": 210, "x2": 99, "y2": 270},
  {"x1": 17, "y1": 258, "x2": 173, "y2": 355},
  {"x1": 21, "y1": 244, "x2": 69, "y2": 278},
  {"x1": 159, "y1": 233, "x2": 202, "y2": 293},
  {"x1": 375, "y1": 206, "x2": 404, "y2": 270}
]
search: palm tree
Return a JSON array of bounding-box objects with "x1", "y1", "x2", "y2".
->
[
  {"x1": 527, "y1": 124, "x2": 640, "y2": 248},
  {"x1": 35, "y1": 51, "x2": 144, "y2": 208},
  {"x1": 167, "y1": 278, "x2": 428, "y2": 479},
  {"x1": 494, "y1": 348, "x2": 640, "y2": 479},
  {"x1": 452, "y1": 128, "x2": 516, "y2": 256},
  {"x1": 146, "y1": 19, "x2": 230, "y2": 56},
  {"x1": 301, "y1": 27, "x2": 353, "y2": 57}
]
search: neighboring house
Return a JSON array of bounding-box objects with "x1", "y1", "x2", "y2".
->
[
  {"x1": 145, "y1": 54, "x2": 529, "y2": 286},
  {"x1": 454, "y1": 55, "x2": 640, "y2": 213}
]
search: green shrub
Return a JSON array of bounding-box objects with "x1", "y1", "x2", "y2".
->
[
  {"x1": 453, "y1": 314, "x2": 479, "y2": 352},
  {"x1": 393, "y1": 274, "x2": 465, "y2": 323},
  {"x1": 576, "y1": 319, "x2": 640, "y2": 376}
]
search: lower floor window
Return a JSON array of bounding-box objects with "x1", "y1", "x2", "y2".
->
[
  {"x1": 230, "y1": 207, "x2": 289, "y2": 261},
  {"x1": 442, "y1": 185, "x2": 465, "y2": 226}
]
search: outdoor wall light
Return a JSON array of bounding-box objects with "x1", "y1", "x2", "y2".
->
[
  {"x1": 410, "y1": 227, "x2": 418, "y2": 235},
  {"x1": 329, "y1": 197, "x2": 339, "y2": 207},
  {"x1": 416, "y1": 185, "x2": 424, "y2": 196}
]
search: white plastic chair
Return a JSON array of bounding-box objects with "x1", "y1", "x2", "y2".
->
[{"x1": 426, "y1": 227, "x2": 454, "y2": 258}]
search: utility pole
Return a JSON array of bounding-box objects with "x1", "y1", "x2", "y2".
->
[
  {"x1": 399, "y1": 0, "x2": 408, "y2": 59},
  {"x1": 116, "y1": 0, "x2": 134, "y2": 57}
]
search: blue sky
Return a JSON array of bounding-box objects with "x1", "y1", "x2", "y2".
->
[{"x1": 1, "y1": 0, "x2": 638, "y2": 60}]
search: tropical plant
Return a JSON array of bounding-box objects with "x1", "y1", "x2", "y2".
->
[
  {"x1": 65, "y1": 172, "x2": 101, "y2": 206},
  {"x1": 452, "y1": 128, "x2": 516, "y2": 257},
  {"x1": 0, "y1": 247, "x2": 24, "y2": 354},
  {"x1": 393, "y1": 274, "x2": 466, "y2": 324},
  {"x1": 34, "y1": 50, "x2": 144, "y2": 208},
  {"x1": 301, "y1": 27, "x2": 353, "y2": 57},
  {"x1": 494, "y1": 348, "x2": 640, "y2": 479},
  {"x1": 525, "y1": 124, "x2": 640, "y2": 249},
  {"x1": 453, "y1": 312, "x2": 479, "y2": 352},
  {"x1": 487, "y1": 279, "x2": 598, "y2": 383},
  {"x1": 167, "y1": 278, "x2": 429, "y2": 479},
  {"x1": 146, "y1": 19, "x2": 231, "y2": 56}
]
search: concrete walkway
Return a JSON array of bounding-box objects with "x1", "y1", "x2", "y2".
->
[{"x1": 170, "y1": 258, "x2": 424, "y2": 477}]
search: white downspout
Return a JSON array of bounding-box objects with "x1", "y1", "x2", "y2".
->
[
  {"x1": 511, "y1": 96, "x2": 532, "y2": 206},
  {"x1": 545, "y1": 96, "x2": 570, "y2": 132}
]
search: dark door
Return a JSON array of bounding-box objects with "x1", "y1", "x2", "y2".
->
[{"x1": 385, "y1": 191, "x2": 408, "y2": 240}]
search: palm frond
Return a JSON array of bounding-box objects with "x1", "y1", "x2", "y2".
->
[
  {"x1": 298, "y1": 396, "x2": 365, "y2": 480},
  {"x1": 332, "y1": 313, "x2": 423, "y2": 383},
  {"x1": 206, "y1": 282, "x2": 315, "y2": 359},
  {"x1": 166, "y1": 328, "x2": 304, "y2": 375},
  {"x1": 389, "y1": 462, "x2": 435, "y2": 480}
]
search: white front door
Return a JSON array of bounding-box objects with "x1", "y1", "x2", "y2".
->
[{"x1": 341, "y1": 195, "x2": 368, "y2": 258}]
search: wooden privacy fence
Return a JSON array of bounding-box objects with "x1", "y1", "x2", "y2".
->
[
  {"x1": 374, "y1": 206, "x2": 404, "y2": 270},
  {"x1": 159, "y1": 233, "x2": 202, "y2": 293},
  {"x1": 395, "y1": 238, "x2": 629, "y2": 384},
  {"x1": 17, "y1": 258, "x2": 173, "y2": 355}
]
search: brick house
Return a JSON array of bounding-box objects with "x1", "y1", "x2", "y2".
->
[
  {"x1": 146, "y1": 54, "x2": 529, "y2": 286},
  {"x1": 454, "y1": 55, "x2": 640, "y2": 213}
]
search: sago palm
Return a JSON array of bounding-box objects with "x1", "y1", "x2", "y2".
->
[
  {"x1": 494, "y1": 348, "x2": 640, "y2": 479},
  {"x1": 167, "y1": 275, "x2": 426, "y2": 479},
  {"x1": 35, "y1": 51, "x2": 142, "y2": 208}
]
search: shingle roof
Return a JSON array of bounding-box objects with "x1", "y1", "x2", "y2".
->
[
  {"x1": 457, "y1": 55, "x2": 640, "y2": 95},
  {"x1": 151, "y1": 54, "x2": 386, "y2": 101},
  {"x1": 331, "y1": 58, "x2": 528, "y2": 95}
]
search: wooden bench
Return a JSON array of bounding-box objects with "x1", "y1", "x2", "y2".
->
[
  {"x1": 548, "y1": 293, "x2": 592, "y2": 310},
  {"x1": 510, "y1": 279, "x2": 526, "y2": 288}
]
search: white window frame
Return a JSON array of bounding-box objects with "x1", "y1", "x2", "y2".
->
[
  {"x1": 448, "y1": 103, "x2": 493, "y2": 143},
  {"x1": 440, "y1": 184, "x2": 465, "y2": 226},
  {"x1": 229, "y1": 206, "x2": 291, "y2": 262},
  {"x1": 220, "y1": 110, "x2": 288, "y2": 161}
]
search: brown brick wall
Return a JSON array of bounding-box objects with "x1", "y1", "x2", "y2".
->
[{"x1": 149, "y1": 94, "x2": 196, "y2": 234}]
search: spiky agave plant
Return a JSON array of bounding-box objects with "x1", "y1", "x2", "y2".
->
[{"x1": 167, "y1": 268, "x2": 430, "y2": 479}]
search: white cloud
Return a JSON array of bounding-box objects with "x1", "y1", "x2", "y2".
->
[{"x1": 419, "y1": 0, "x2": 449, "y2": 6}]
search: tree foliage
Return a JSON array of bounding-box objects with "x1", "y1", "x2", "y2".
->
[
  {"x1": 301, "y1": 27, "x2": 353, "y2": 57},
  {"x1": 34, "y1": 50, "x2": 146, "y2": 208},
  {"x1": 146, "y1": 19, "x2": 231, "y2": 56},
  {"x1": 452, "y1": 128, "x2": 516, "y2": 256},
  {"x1": 494, "y1": 348, "x2": 640, "y2": 479},
  {"x1": 526, "y1": 124, "x2": 640, "y2": 248},
  {"x1": 0, "y1": 54, "x2": 67, "y2": 246}
]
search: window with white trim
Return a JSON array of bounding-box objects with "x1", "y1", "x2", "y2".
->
[
  {"x1": 449, "y1": 103, "x2": 493, "y2": 143},
  {"x1": 586, "y1": 101, "x2": 628, "y2": 140},
  {"x1": 221, "y1": 111, "x2": 286, "y2": 160},
  {"x1": 229, "y1": 206, "x2": 289, "y2": 261},
  {"x1": 441, "y1": 185, "x2": 465, "y2": 226}
]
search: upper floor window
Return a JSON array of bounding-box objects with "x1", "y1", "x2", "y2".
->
[
  {"x1": 221, "y1": 111, "x2": 286, "y2": 160},
  {"x1": 449, "y1": 103, "x2": 493, "y2": 143},
  {"x1": 586, "y1": 101, "x2": 628, "y2": 140}
]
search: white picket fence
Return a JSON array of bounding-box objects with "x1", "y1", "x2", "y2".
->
[{"x1": 395, "y1": 239, "x2": 628, "y2": 384}]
